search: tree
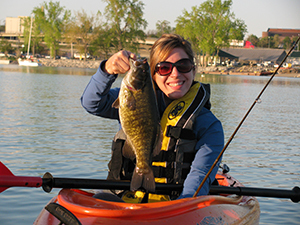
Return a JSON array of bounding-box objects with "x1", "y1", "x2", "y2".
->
[
  {"x1": 91, "y1": 26, "x2": 115, "y2": 59},
  {"x1": 33, "y1": 1, "x2": 71, "y2": 58},
  {"x1": 156, "y1": 20, "x2": 174, "y2": 37},
  {"x1": 259, "y1": 37, "x2": 269, "y2": 48},
  {"x1": 102, "y1": 0, "x2": 147, "y2": 52},
  {"x1": 22, "y1": 16, "x2": 43, "y2": 56},
  {"x1": 246, "y1": 34, "x2": 259, "y2": 47},
  {"x1": 0, "y1": 39, "x2": 13, "y2": 56},
  {"x1": 228, "y1": 18, "x2": 247, "y2": 40},
  {"x1": 283, "y1": 36, "x2": 291, "y2": 50},
  {"x1": 66, "y1": 9, "x2": 101, "y2": 61},
  {"x1": 175, "y1": 0, "x2": 247, "y2": 66},
  {"x1": 273, "y1": 34, "x2": 280, "y2": 48}
]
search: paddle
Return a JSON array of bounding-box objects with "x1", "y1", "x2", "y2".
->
[
  {"x1": 0, "y1": 161, "x2": 180, "y2": 193},
  {"x1": 1, "y1": 162, "x2": 299, "y2": 202}
]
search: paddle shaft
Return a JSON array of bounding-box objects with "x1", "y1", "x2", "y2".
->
[
  {"x1": 193, "y1": 36, "x2": 300, "y2": 197},
  {"x1": 29, "y1": 176, "x2": 300, "y2": 203},
  {"x1": 41, "y1": 172, "x2": 182, "y2": 193},
  {"x1": 210, "y1": 186, "x2": 300, "y2": 203},
  {"x1": 0, "y1": 161, "x2": 299, "y2": 202}
]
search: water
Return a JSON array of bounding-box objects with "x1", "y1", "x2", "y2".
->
[{"x1": 0, "y1": 65, "x2": 299, "y2": 224}]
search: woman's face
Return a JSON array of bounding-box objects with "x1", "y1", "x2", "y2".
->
[{"x1": 153, "y1": 48, "x2": 195, "y2": 100}]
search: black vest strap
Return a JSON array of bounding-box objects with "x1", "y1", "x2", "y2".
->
[{"x1": 166, "y1": 125, "x2": 196, "y2": 140}]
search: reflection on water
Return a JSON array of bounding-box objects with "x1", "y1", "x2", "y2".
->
[
  {"x1": 0, "y1": 67, "x2": 299, "y2": 224},
  {"x1": 0, "y1": 64, "x2": 97, "y2": 76}
]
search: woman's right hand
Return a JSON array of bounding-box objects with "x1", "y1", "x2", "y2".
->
[{"x1": 104, "y1": 50, "x2": 136, "y2": 75}]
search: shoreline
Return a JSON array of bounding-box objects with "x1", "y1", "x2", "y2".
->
[
  {"x1": 2, "y1": 58, "x2": 300, "y2": 78},
  {"x1": 38, "y1": 58, "x2": 102, "y2": 69}
]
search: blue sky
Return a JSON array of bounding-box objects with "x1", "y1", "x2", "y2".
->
[{"x1": 0, "y1": 0, "x2": 299, "y2": 38}]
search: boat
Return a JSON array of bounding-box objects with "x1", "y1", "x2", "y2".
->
[
  {"x1": 18, "y1": 58, "x2": 41, "y2": 67},
  {"x1": 18, "y1": 15, "x2": 41, "y2": 67},
  {"x1": 33, "y1": 171, "x2": 260, "y2": 225}
]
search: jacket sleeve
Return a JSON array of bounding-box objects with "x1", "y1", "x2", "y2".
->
[
  {"x1": 81, "y1": 60, "x2": 120, "y2": 120},
  {"x1": 178, "y1": 108, "x2": 224, "y2": 198}
]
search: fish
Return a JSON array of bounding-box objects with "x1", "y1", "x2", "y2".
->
[{"x1": 112, "y1": 58, "x2": 162, "y2": 193}]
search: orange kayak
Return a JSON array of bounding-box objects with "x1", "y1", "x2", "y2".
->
[{"x1": 34, "y1": 172, "x2": 260, "y2": 225}]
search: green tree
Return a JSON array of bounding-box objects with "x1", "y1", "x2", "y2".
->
[
  {"x1": 22, "y1": 15, "x2": 44, "y2": 56},
  {"x1": 156, "y1": 20, "x2": 174, "y2": 37},
  {"x1": 259, "y1": 37, "x2": 269, "y2": 48},
  {"x1": 246, "y1": 34, "x2": 259, "y2": 47},
  {"x1": 33, "y1": 1, "x2": 71, "y2": 58},
  {"x1": 102, "y1": 0, "x2": 147, "y2": 52},
  {"x1": 66, "y1": 9, "x2": 101, "y2": 61},
  {"x1": 175, "y1": 0, "x2": 247, "y2": 66},
  {"x1": 229, "y1": 18, "x2": 247, "y2": 40},
  {"x1": 91, "y1": 26, "x2": 115, "y2": 59},
  {"x1": 273, "y1": 34, "x2": 280, "y2": 48},
  {"x1": 283, "y1": 36, "x2": 291, "y2": 50},
  {"x1": 0, "y1": 39, "x2": 13, "y2": 56}
]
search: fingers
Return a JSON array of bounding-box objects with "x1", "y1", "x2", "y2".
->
[{"x1": 105, "y1": 50, "x2": 136, "y2": 74}]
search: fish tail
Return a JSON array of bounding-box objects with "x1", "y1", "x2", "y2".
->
[{"x1": 130, "y1": 166, "x2": 155, "y2": 193}]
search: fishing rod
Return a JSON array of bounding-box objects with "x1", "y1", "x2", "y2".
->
[{"x1": 193, "y1": 36, "x2": 300, "y2": 197}]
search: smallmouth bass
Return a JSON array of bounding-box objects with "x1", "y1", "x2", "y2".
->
[{"x1": 113, "y1": 58, "x2": 162, "y2": 192}]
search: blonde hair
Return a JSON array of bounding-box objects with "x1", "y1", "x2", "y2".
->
[{"x1": 150, "y1": 34, "x2": 194, "y2": 77}]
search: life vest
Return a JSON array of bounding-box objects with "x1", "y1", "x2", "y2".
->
[
  {"x1": 152, "y1": 82, "x2": 210, "y2": 186},
  {"x1": 107, "y1": 82, "x2": 211, "y2": 200}
]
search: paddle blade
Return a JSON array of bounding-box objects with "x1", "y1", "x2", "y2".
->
[
  {"x1": 0, "y1": 187, "x2": 9, "y2": 193},
  {"x1": 0, "y1": 162, "x2": 14, "y2": 193},
  {"x1": 0, "y1": 161, "x2": 14, "y2": 176},
  {"x1": 0, "y1": 162, "x2": 43, "y2": 193}
]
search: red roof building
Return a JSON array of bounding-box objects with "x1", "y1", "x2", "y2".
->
[{"x1": 262, "y1": 28, "x2": 300, "y2": 40}]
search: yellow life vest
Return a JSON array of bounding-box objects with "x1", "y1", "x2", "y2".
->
[{"x1": 152, "y1": 82, "x2": 210, "y2": 184}]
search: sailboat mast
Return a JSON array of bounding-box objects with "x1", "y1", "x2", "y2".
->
[{"x1": 27, "y1": 15, "x2": 33, "y2": 58}]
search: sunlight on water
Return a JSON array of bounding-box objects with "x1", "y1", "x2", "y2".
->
[{"x1": 0, "y1": 66, "x2": 299, "y2": 224}]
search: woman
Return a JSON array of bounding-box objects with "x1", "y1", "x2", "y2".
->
[{"x1": 81, "y1": 34, "x2": 224, "y2": 200}]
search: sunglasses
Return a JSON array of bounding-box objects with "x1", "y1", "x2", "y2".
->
[{"x1": 155, "y1": 58, "x2": 195, "y2": 76}]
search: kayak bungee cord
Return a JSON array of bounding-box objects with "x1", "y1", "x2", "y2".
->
[{"x1": 193, "y1": 36, "x2": 300, "y2": 197}]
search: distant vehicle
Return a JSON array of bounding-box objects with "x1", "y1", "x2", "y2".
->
[
  {"x1": 7, "y1": 54, "x2": 16, "y2": 58},
  {"x1": 283, "y1": 63, "x2": 292, "y2": 68},
  {"x1": 263, "y1": 61, "x2": 274, "y2": 67},
  {"x1": 74, "y1": 53, "x2": 91, "y2": 59},
  {"x1": 230, "y1": 61, "x2": 239, "y2": 66}
]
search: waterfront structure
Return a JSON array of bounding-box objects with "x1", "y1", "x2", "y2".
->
[{"x1": 262, "y1": 28, "x2": 300, "y2": 40}]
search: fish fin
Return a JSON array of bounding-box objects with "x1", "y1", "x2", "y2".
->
[
  {"x1": 152, "y1": 125, "x2": 163, "y2": 156},
  {"x1": 112, "y1": 98, "x2": 120, "y2": 108},
  {"x1": 122, "y1": 140, "x2": 136, "y2": 160},
  {"x1": 131, "y1": 166, "x2": 155, "y2": 193}
]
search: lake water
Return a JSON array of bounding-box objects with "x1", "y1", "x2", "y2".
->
[{"x1": 0, "y1": 65, "x2": 299, "y2": 224}]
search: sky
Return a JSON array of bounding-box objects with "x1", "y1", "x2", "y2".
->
[{"x1": 0, "y1": 0, "x2": 299, "y2": 38}]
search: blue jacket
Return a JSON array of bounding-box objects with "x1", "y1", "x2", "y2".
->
[{"x1": 81, "y1": 61, "x2": 224, "y2": 198}]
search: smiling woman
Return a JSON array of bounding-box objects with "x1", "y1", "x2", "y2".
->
[{"x1": 81, "y1": 33, "x2": 224, "y2": 200}]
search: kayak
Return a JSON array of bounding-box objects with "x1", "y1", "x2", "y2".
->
[{"x1": 34, "y1": 172, "x2": 260, "y2": 225}]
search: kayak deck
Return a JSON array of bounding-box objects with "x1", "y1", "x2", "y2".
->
[{"x1": 34, "y1": 172, "x2": 260, "y2": 225}]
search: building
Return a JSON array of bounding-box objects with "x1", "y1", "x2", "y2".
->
[
  {"x1": 5, "y1": 16, "x2": 27, "y2": 34},
  {"x1": 220, "y1": 48, "x2": 287, "y2": 64},
  {"x1": 262, "y1": 28, "x2": 300, "y2": 40}
]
